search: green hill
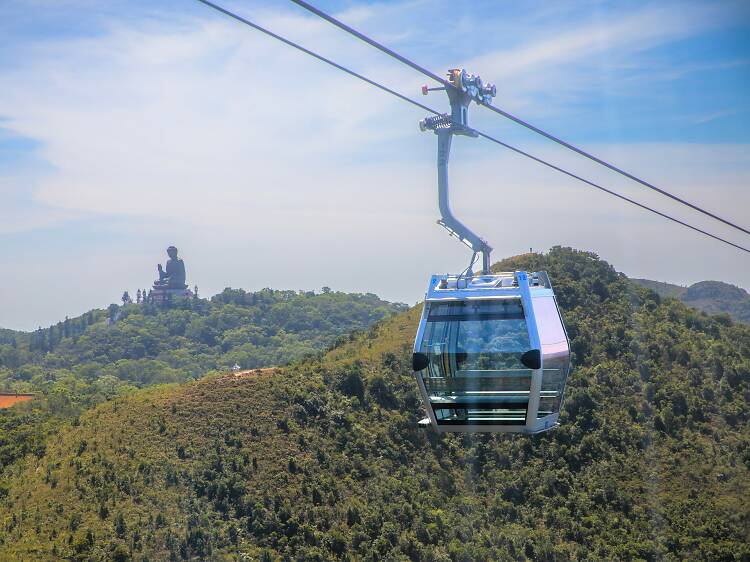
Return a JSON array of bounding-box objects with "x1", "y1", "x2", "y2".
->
[
  {"x1": 0, "y1": 329, "x2": 20, "y2": 346},
  {"x1": 633, "y1": 278, "x2": 750, "y2": 324},
  {"x1": 681, "y1": 281, "x2": 750, "y2": 323},
  {"x1": 1, "y1": 248, "x2": 749, "y2": 561},
  {"x1": 0, "y1": 289, "x2": 405, "y2": 478}
]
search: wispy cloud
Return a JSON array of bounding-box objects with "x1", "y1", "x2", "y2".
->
[
  {"x1": 686, "y1": 109, "x2": 745, "y2": 125},
  {"x1": 0, "y1": 0, "x2": 748, "y2": 329},
  {"x1": 474, "y1": 3, "x2": 724, "y2": 74},
  {"x1": 461, "y1": 1, "x2": 736, "y2": 115}
]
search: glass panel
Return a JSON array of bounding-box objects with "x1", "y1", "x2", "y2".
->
[
  {"x1": 418, "y1": 299, "x2": 533, "y2": 425},
  {"x1": 530, "y1": 296, "x2": 570, "y2": 419},
  {"x1": 433, "y1": 406, "x2": 527, "y2": 424},
  {"x1": 537, "y1": 384, "x2": 562, "y2": 417}
]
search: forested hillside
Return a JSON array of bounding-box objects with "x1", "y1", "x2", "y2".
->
[
  {"x1": 633, "y1": 278, "x2": 750, "y2": 323},
  {"x1": 0, "y1": 289, "x2": 404, "y2": 478},
  {"x1": 1, "y1": 247, "x2": 748, "y2": 561}
]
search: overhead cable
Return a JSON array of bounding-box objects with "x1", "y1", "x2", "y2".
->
[
  {"x1": 194, "y1": 0, "x2": 750, "y2": 254},
  {"x1": 288, "y1": 0, "x2": 750, "y2": 238},
  {"x1": 195, "y1": 0, "x2": 437, "y2": 115},
  {"x1": 473, "y1": 131, "x2": 750, "y2": 254}
]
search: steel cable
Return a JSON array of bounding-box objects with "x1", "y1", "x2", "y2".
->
[
  {"x1": 195, "y1": 0, "x2": 750, "y2": 254},
  {"x1": 288, "y1": 0, "x2": 750, "y2": 238}
]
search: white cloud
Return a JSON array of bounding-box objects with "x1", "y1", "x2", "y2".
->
[
  {"x1": 460, "y1": 1, "x2": 736, "y2": 116},
  {"x1": 473, "y1": 3, "x2": 722, "y2": 75},
  {"x1": 0, "y1": 0, "x2": 748, "y2": 329}
]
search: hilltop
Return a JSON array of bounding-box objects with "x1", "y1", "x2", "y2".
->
[
  {"x1": 0, "y1": 289, "x2": 405, "y2": 477},
  {"x1": 1, "y1": 247, "x2": 748, "y2": 561},
  {"x1": 632, "y1": 278, "x2": 750, "y2": 324}
]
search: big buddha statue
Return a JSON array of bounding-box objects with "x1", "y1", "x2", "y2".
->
[{"x1": 153, "y1": 246, "x2": 188, "y2": 290}]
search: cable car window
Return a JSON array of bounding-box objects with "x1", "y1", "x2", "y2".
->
[
  {"x1": 424, "y1": 300, "x2": 531, "y2": 371},
  {"x1": 416, "y1": 299, "x2": 534, "y2": 425}
]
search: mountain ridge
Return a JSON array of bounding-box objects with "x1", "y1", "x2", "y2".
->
[
  {"x1": 1, "y1": 247, "x2": 748, "y2": 561},
  {"x1": 632, "y1": 278, "x2": 750, "y2": 323}
]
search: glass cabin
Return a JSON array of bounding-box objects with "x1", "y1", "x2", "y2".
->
[{"x1": 412, "y1": 271, "x2": 570, "y2": 433}]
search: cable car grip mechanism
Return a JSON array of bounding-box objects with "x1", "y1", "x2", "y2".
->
[{"x1": 420, "y1": 69, "x2": 497, "y2": 274}]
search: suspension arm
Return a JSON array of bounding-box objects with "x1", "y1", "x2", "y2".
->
[
  {"x1": 420, "y1": 69, "x2": 496, "y2": 275},
  {"x1": 436, "y1": 129, "x2": 492, "y2": 273}
]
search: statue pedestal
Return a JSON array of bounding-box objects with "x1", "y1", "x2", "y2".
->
[{"x1": 150, "y1": 286, "x2": 192, "y2": 305}]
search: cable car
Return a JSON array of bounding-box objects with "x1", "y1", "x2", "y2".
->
[
  {"x1": 412, "y1": 271, "x2": 570, "y2": 433},
  {"x1": 413, "y1": 69, "x2": 571, "y2": 433}
]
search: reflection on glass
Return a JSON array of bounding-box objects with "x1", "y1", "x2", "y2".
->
[{"x1": 417, "y1": 299, "x2": 533, "y2": 424}]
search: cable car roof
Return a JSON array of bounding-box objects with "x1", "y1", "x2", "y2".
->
[{"x1": 425, "y1": 271, "x2": 555, "y2": 301}]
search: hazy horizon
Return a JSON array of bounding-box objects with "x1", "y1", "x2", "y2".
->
[{"x1": 3, "y1": 244, "x2": 748, "y2": 332}]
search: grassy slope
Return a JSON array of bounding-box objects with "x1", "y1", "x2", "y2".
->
[{"x1": 1, "y1": 248, "x2": 749, "y2": 561}]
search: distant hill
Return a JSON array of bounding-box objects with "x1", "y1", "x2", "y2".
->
[
  {"x1": 632, "y1": 278, "x2": 750, "y2": 323},
  {"x1": 0, "y1": 288, "x2": 405, "y2": 477},
  {"x1": 631, "y1": 278, "x2": 687, "y2": 299},
  {"x1": 0, "y1": 329, "x2": 20, "y2": 346},
  {"x1": 1, "y1": 288, "x2": 405, "y2": 394},
  {"x1": 2, "y1": 247, "x2": 748, "y2": 561}
]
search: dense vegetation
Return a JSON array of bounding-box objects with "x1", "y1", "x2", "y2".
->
[
  {"x1": 633, "y1": 278, "x2": 750, "y2": 323},
  {"x1": 0, "y1": 289, "x2": 404, "y2": 477},
  {"x1": 1, "y1": 248, "x2": 749, "y2": 561}
]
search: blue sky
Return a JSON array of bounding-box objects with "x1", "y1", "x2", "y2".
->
[{"x1": 1, "y1": 0, "x2": 749, "y2": 330}]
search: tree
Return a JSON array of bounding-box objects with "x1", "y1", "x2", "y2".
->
[
  {"x1": 114, "y1": 512, "x2": 127, "y2": 538},
  {"x1": 108, "y1": 304, "x2": 119, "y2": 323},
  {"x1": 111, "y1": 543, "x2": 129, "y2": 562},
  {"x1": 338, "y1": 366, "x2": 365, "y2": 404}
]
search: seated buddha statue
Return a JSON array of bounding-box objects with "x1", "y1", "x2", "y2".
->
[{"x1": 154, "y1": 246, "x2": 187, "y2": 289}]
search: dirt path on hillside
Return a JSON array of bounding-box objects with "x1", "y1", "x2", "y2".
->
[
  {"x1": 0, "y1": 394, "x2": 34, "y2": 409},
  {"x1": 229, "y1": 367, "x2": 277, "y2": 379}
]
